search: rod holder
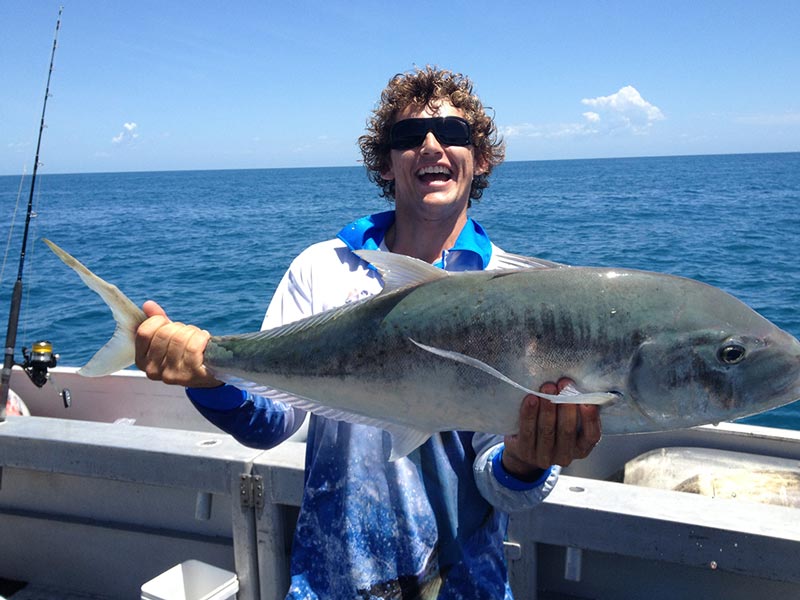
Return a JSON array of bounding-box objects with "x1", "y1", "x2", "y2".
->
[{"x1": 564, "y1": 546, "x2": 583, "y2": 582}]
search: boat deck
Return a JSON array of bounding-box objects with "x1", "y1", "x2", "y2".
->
[{"x1": 3, "y1": 367, "x2": 800, "y2": 599}]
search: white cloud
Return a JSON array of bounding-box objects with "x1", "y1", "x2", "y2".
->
[
  {"x1": 502, "y1": 122, "x2": 595, "y2": 139},
  {"x1": 112, "y1": 122, "x2": 140, "y2": 144},
  {"x1": 733, "y1": 112, "x2": 800, "y2": 126},
  {"x1": 503, "y1": 85, "x2": 664, "y2": 140},
  {"x1": 581, "y1": 86, "x2": 664, "y2": 133}
]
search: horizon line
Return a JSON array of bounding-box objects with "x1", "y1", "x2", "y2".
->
[{"x1": 0, "y1": 149, "x2": 797, "y2": 179}]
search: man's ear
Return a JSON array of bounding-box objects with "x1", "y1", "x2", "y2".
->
[
  {"x1": 472, "y1": 150, "x2": 489, "y2": 175},
  {"x1": 381, "y1": 160, "x2": 395, "y2": 181}
]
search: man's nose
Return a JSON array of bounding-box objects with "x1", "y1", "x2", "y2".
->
[{"x1": 420, "y1": 131, "x2": 443, "y2": 153}]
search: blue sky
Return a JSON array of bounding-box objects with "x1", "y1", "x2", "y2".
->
[{"x1": 2, "y1": 1, "x2": 798, "y2": 175}]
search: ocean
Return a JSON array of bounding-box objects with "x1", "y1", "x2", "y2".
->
[{"x1": 1, "y1": 152, "x2": 799, "y2": 429}]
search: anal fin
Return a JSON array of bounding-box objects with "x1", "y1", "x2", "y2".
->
[
  {"x1": 385, "y1": 425, "x2": 432, "y2": 461},
  {"x1": 218, "y1": 374, "x2": 434, "y2": 461}
]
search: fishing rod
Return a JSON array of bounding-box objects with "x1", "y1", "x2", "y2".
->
[{"x1": 0, "y1": 7, "x2": 65, "y2": 422}]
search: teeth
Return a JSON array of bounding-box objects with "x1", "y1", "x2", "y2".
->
[{"x1": 417, "y1": 165, "x2": 451, "y2": 176}]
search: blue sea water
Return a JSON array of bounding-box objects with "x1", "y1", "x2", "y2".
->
[{"x1": 1, "y1": 153, "x2": 799, "y2": 429}]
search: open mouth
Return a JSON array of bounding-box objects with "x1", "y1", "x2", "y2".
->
[{"x1": 416, "y1": 165, "x2": 452, "y2": 184}]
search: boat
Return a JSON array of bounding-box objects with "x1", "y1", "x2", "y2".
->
[
  {"x1": 4, "y1": 6, "x2": 798, "y2": 598},
  {"x1": 2, "y1": 366, "x2": 800, "y2": 599}
]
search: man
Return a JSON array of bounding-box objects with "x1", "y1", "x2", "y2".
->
[{"x1": 136, "y1": 66, "x2": 601, "y2": 599}]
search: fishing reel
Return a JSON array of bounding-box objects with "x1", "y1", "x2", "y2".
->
[
  {"x1": 20, "y1": 340, "x2": 72, "y2": 407},
  {"x1": 22, "y1": 341, "x2": 57, "y2": 387}
]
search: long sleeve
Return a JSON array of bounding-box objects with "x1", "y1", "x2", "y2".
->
[
  {"x1": 188, "y1": 385, "x2": 304, "y2": 449},
  {"x1": 472, "y1": 434, "x2": 560, "y2": 513},
  {"x1": 184, "y1": 251, "x2": 320, "y2": 447}
]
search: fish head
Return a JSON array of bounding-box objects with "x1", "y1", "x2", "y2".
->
[{"x1": 627, "y1": 321, "x2": 800, "y2": 431}]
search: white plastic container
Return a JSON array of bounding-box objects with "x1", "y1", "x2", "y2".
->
[{"x1": 141, "y1": 560, "x2": 239, "y2": 600}]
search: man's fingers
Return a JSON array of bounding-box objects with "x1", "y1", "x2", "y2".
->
[
  {"x1": 535, "y1": 383, "x2": 558, "y2": 467},
  {"x1": 135, "y1": 315, "x2": 170, "y2": 371},
  {"x1": 534, "y1": 379, "x2": 603, "y2": 467},
  {"x1": 575, "y1": 405, "x2": 602, "y2": 458},
  {"x1": 553, "y1": 404, "x2": 579, "y2": 466},
  {"x1": 184, "y1": 327, "x2": 211, "y2": 367},
  {"x1": 158, "y1": 323, "x2": 204, "y2": 382},
  {"x1": 557, "y1": 377, "x2": 573, "y2": 393},
  {"x1": 517, "y1": 394, "x2": 539, "y2": 442},
  {"x1": 504, "y1": 377, "x2": 604, "y2": 474},
  {"x1": 132, "y1": 301, "x2": 219, "y2": 388},
  {"x1": 539, "y1": 382, "x2": 559, "y2": 396},
  {"x1": 143, "y1": 299, "x2": 168, "y2": 318},
  {"x1": 136, "y1": 319, "x2": 185, "y2": 379}
]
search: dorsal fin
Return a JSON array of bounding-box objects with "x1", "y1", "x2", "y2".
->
[
  {"x1": 354, "y1": 249, "x2": 448, "y2": 293},
  {"x1": 223, "y1": 251, "x2": 448, "y2": 345},
  {"x1": 217, "y1": 298, "x2": 368, "y2": 344}
]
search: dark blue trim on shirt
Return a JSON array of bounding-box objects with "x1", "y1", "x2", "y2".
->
[
  {"x1": 437, "y1": 217, "x2": 493, "y2": 270},
  {"x1": 491, "y1": 446, "x2": 553, "y2": 491}
]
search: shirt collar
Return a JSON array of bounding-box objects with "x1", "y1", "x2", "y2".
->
[
  {"x1": 336, "y1": 210, "x2": 395, "y2": 252},
  {"x1": 336, "y1": 210, "x2": 493, "y2": 271}
]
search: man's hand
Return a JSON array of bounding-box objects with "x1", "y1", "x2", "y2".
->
[
  {"x1": 502, "y1": 378, "x2": 602, "y2": 480},
  {"x1": 134, "y1": 300, "x2": 221, "y2": 388}
]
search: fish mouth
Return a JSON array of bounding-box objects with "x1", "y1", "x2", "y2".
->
[
  {"x1": 734, "y1": 331, "x2": 800, "y2": 415},
  {"x1": 764, "y1": 332, "x2": 800, "y2": 397}
]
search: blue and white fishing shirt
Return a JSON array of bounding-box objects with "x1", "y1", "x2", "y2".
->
[{"x1": 188, "y1": 211, "x2": 560, "y2": 599}]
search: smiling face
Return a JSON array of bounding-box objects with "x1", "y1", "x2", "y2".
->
[{"x1": 381, "y1": 102, "x2": 486, "y2": 223}]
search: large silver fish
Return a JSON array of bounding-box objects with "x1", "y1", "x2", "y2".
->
[{"x1": 44, "y1": 239, "x2": 800, "y2": 459}]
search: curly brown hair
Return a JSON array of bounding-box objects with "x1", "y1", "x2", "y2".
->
[{"x1": 358, "y1": 66, "x2": 505, "y2": 203}]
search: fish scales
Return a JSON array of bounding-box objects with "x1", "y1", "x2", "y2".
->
[
  {"x1": 207, "y1": 274, "x2": 529, "y2": 433},
  {"x1": 43, "y1": 240, "x2": 800, "y2": 459},
  {"x1": 206, "y1": 265, "x2": 798, "y2": 435}
]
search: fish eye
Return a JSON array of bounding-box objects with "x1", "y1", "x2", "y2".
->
[{"x1": 718, "y1": 344, "x2": 746, "y2": 365}]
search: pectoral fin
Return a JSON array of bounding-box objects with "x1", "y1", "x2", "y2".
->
[
  {"x1": 409, "y1": 339, "x2": 618, "y2": 406},
  {"x1": 549, "y1": 381, "x2": 619, "y2": 405}
]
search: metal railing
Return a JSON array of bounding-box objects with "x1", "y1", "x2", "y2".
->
[{"x1": 4, "y1": 371, "x2": 800, "y2": 598}]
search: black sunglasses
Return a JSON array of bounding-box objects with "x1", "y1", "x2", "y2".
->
[{"x1": 389, "y1": 117, "x2": 472, "y2": 150}]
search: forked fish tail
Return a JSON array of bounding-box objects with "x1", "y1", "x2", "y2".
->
[{"x1": 43, "y1": 239, "x2": 145, "y2": 377}]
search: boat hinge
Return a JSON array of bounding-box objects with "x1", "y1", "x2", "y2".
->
[{"x1": 240, "y1": 473, "x2": 265, "y2": 510}]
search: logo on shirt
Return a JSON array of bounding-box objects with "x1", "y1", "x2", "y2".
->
[{"x1": 345, "y1": 288, "x2": 373, "y2": 304}]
